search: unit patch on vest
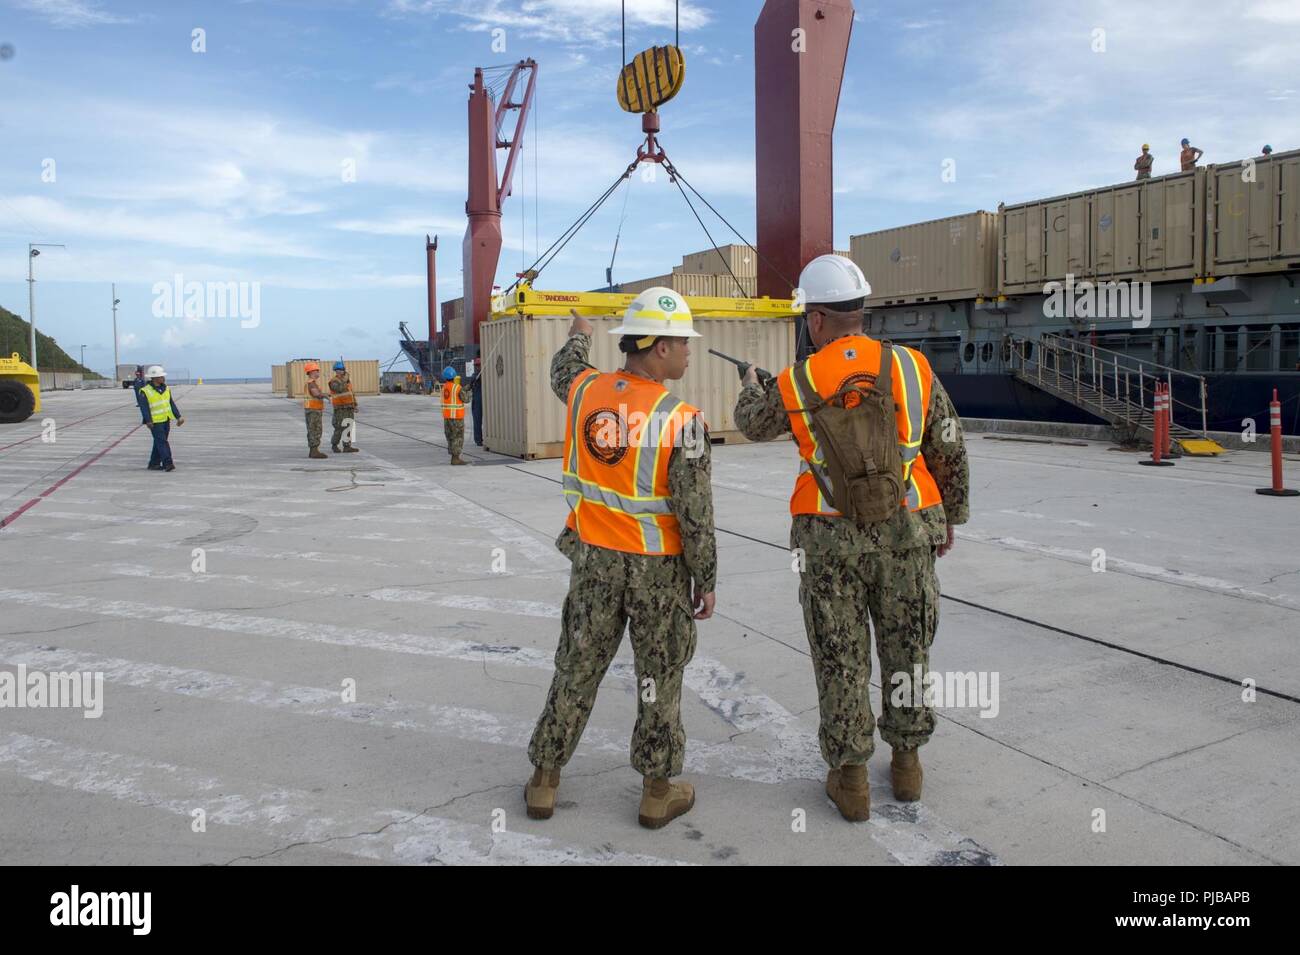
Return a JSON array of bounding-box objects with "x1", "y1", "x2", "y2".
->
[
  {"x1": 843, "y1": 348, "x2": 857, "y2": 360},
  {"x1": 583, "y1": 407, "x2": 629, "y2": 466},
  {"x1": 834, "y1": 371, "x2": 878, "y2": 409},
  {"x1": 614, "y1": 379, "x2": 628, "y2": 392}
]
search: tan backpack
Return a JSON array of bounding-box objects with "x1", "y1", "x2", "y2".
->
[{"x1": 792, "y1": 342, "x2": 904, "y2": 525}]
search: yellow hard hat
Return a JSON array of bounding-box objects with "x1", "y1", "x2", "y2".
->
[
  {"x1": 1141, "y1": 143, "x2": 1150, "y2": 150},
  {"x1": 609, "y1": 287, "x2": 700, "y2": 338}
]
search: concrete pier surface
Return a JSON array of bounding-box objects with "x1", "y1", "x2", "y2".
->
[{"x1": 1, "y1": 383, "x2": 1296, "y2": 865}]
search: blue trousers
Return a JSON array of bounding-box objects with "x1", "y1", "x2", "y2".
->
[
  {"x1": 148, "y1": 422, "x2": 173, "y2": 468},
  {"x1": 472, "y1": 386, "x2": 483, "y2": 446}
]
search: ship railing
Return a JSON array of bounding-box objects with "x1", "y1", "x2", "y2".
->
[{"x1": 1009, "y1": 332, "x2": 1209, "y2": 438}]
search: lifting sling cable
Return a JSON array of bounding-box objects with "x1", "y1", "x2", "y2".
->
[
  {"x1": 501, "y1": 164, "x2": 634, "y2": 295},
  {"x1": 667, "y1": 170, "x2": 746, "y2": 297},
  {"x1": 666, "y1": 161, "x2": 798, "y2": 294},
  {"x1": 606, "y1": 176, "x2": 633, "y2": 287}
]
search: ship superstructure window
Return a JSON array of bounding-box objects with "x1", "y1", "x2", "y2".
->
[
  {"x1": 981, "y1": 343, "x2": 994, "y2": 363},
  {"x1": 963, "y1": 343, "x2": 976, "y2": 364}
]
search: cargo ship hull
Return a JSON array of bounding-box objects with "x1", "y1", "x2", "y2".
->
[{"x1": 865, "y1": 270, "x2": 1300, "y2": 436}]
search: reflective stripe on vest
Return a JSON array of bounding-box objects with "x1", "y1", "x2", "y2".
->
[
  {"x1": 776, "y1": 336, "x2": 942, "y2": 516},
  {"x1": 561, "y1": 368, "x2": 694, "y2": 555},
  {"x1": 330, "y1": 377, "x2": 356, "y2": 406},
  {"x1": 441, "y1": 381, "x2": 465, "y2": 420},
  {"x1": 144, "y1": 384, "x2": 175, "y2": 423}
]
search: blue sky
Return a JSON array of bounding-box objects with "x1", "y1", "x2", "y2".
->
[{"x1": 1, "y1": 0, "x2": 1297, "y2": 376}]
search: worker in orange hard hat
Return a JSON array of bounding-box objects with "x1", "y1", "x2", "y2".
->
[
  {"x1": 1134, "y1": 144, "x2": 1153, "y2": 180},
  {"x1": 303, "y1": 362, "x2": 328, "y2": 459}
]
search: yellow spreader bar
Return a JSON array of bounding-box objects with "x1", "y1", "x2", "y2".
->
[{"x1": 492, "y1": 281, "x2": 796, "y2": 320}]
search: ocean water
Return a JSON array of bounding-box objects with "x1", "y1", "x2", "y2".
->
[{"x1": 193, "y1": 377, "x2": 273, "y2": 384}]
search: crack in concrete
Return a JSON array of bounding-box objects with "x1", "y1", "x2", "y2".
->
[{"x1": 1101, "y1": 727, "x2": 1264, "y2": 783}]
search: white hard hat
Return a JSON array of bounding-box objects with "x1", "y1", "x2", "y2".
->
[
  {"x1": 609, "y1": 286, "x2": 700, "y2": 338},
  {"x1": 146, "y1": 365, "x2": 166, "y2": 377},
  {"x1": 795, "y1": 254, "x2": 871, "y2": 308}
]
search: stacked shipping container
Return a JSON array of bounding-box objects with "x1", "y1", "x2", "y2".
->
[
  {"x1": 850, "y1": 212, "x2": 999, "y2": 306},
  {"x1": 442, "y1": 297, "x2": 466, "y2": 348},
  {"x1": 1205, "y1": 151, "x2": 1300, "y2": 277},
  {"x1": 999, "y1": 169, "x2": 1203, "y2": 293},
  {"x1": 847, "y1": 148, "x2": 1300, "y2": 305}
]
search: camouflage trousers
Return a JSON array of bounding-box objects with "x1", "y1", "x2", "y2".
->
[
  {"x1": 797, "y1": 539, "x2": 940, "y2": 768},
  {"x1": 528, "y1": 538, "x2": 698, "y2": 777},
  {"x1": 331, "y1": 405, "x2": 356, "y2": 449},
  {"x1": 443, "y1": 418, "x2": 464, "y2": 458},
  {"x1": 304, "y1": 410, "x2": 323, "y2": 450}
]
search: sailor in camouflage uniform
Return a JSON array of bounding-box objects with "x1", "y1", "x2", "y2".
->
[
  {"x1": 327, "y1": 361, "x2": 360, "y2": 453},
  {"x1": 526, "y1": 292, "x2": 717, "y2": 830},
  {"x1": 735, "y1": 254, "x2": 969, "y2": 821}
]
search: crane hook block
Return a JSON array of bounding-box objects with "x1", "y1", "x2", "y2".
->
[{"x1": 617, "y1": 45, "x2": 686, "y2": 114}]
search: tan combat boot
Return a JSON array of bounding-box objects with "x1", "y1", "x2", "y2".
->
[
  {"x1": 308, "y1": 449, "x2": 327, "y2": 459},
  {"x1": 825, "y1": 764, "x2": 871, "y2": 821},
  {"x1": 524, "y1": 767, "x2": 561, "y2": 820},
  {"x1": 890, "y1": 748, "x2": 923, "y2": 802},
  {"x1": 638, "y1": 776, "x2": 695, "y2": 829},
  {"x1": 450, "y1": 455, "x2": 467, "y2": 466},
  {"x1": 343, "y1": 446, "x2": 360, "y2": 453}
]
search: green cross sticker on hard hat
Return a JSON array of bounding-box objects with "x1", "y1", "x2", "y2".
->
[{"x1": 609, "y1": 286, "x2": 700, "y2": 337}]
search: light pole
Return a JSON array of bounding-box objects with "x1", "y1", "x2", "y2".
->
[
  {"x1": 112, "y1": 284, "x2": 120, "y2": 381},
  {"x1": 80, "y1": 344, "x2": 86, "y2": 371},
  {"x1": 27, "y1": 242, "x2": 66, "y2": 375}
]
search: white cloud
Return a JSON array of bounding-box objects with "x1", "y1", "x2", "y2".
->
[
  {"x1": 9, "y1": 0, "x2": 131, "y2": 28},
  {"x1": 334, "y1": 214, "x2": 465, "y2": 237},
  {"x1": 385, "y1": 0, "x2": 710, "y2": 45},
  {"x1": 1244, "y1": 0, "x2": 1300, "y2": 24}
]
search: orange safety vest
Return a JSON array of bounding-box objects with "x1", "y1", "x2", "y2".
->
[
  {"x1": 303, "y1": 380, "x2": 324, "y2": 411},
  {"x1": 562, "y1": 368, "x2": 698, "y2": 556},
  {"x1": 441, "y1": 380, "x2": 465, "y2": 420},
  {"x1": 330, "y1": 376, "x2": 356, "y2": 406},
  {"x1": 776, "y1": 335, "x2": 943, "y2": 516}
]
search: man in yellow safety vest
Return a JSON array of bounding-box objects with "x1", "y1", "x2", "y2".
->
[{"x1": 136, "y1": 365, "x2": 185, "y2": 472}]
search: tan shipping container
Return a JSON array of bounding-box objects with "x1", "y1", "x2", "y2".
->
[
  {"x1": 679, "y1": 244, "x2": 758, "y2": 277},
  {"x1": 851, "y1": 211, "x2": 997, "y2": 306},
  {"x1": 286, "y1": 359, "x2": 378, "y2": 398},
  {"x1": 271, "y1": 364, "x2": 287, "y2": 394},
  {"x1": 620, "y1": 272, "x2": 755, "y2": 298},
  {"x1": 337, "y1": 359, "x2": 380, "y2": 396},
  {"x1": 619, "y1": 273, "x2": 674, "y2": 295},
  {"x1": 999, "y1": 170, "x2": 1202, "y2": 294},
  {"x1": 480, "y1": 312, "x2": 794, "y2": 459},
  {"x1": 1205, "y1": 148, "x2": 1300, "y2": 278}
]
